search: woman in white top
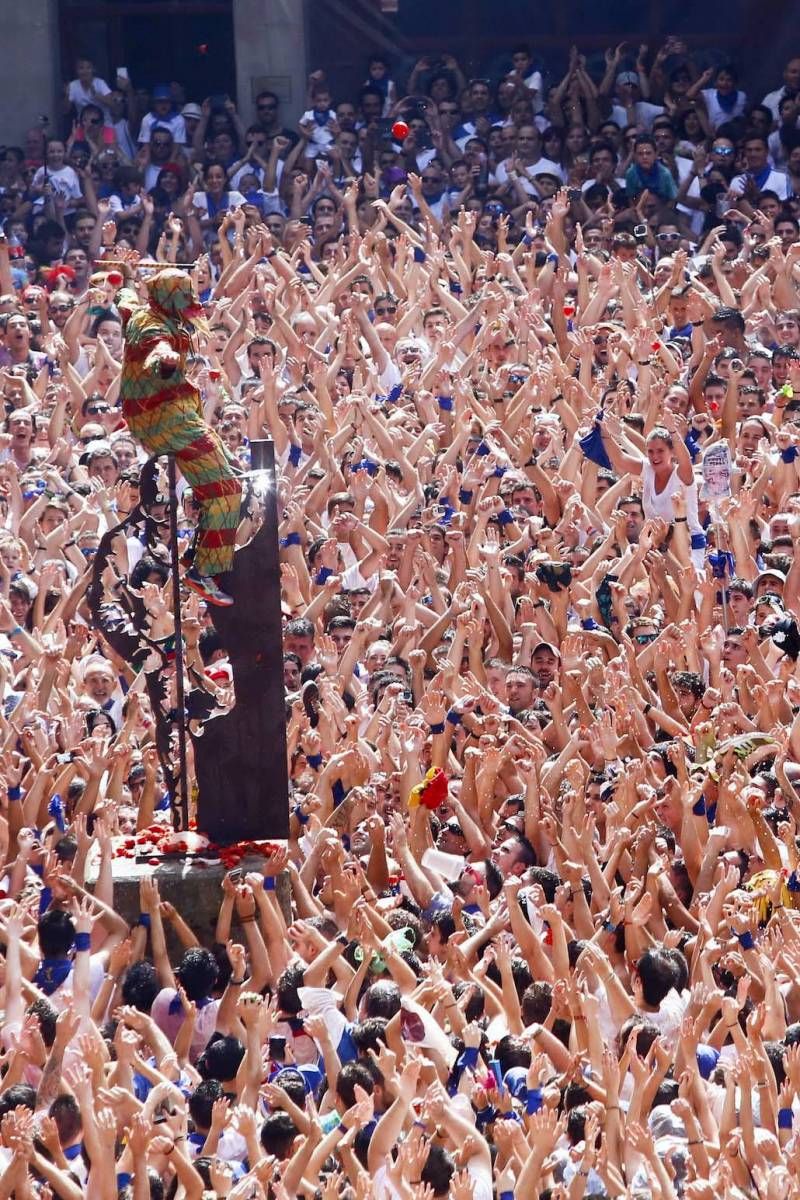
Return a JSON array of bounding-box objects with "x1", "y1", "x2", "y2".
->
[{"x1": 599, "y1": 409, "x2": 704, "y2": 563}]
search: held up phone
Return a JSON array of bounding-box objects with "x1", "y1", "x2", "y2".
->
[
  {"x1": 102, "y1": 127, "x2": 115, "y2": 145},
  {"x1": 209, "y1": 94, "x2": 229, "y2": 110},
  {"x1": 633, "y1": 223, "x2": 649, "y2": 242},
  {"x1": 117, "y1": 67, "x2": 129, "y2": 81},
  {"x1": 269, "y1": 1035, "x2": 287, "y2": 1063},
  {"x1": 227, "y1": 867, "x2": 243, "y2": 884}
]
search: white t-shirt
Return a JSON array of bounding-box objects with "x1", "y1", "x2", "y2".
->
[
  {"x1": 642, "y1": 461, "x2": 701, "y2": 534},
  {"x1": 138, "y1": 111, "x2": 187, "y2": 146},
  {"x1": 68, "y1": 77, "x2": 111, "y2": 111},
  {"x1": 494, "y1": 154, "x2": 564, "y2": 195},
  {"x1": 192, "y1": 190, "x2": 246, "y2": 217},
  {"x1": 730, "y1": 167, "x2": 790, "y2": 199},
  {"x1": 701, "y1": 88, "x2": 748, "y2": 130},
  {"x1": 611, "y1": 100, "x2": 665, "y2": 131},
  {"x1": 300, "y1": 109, "x2": 336, "y2": 149},
  {"x1": 31, "y1": 165, "x2": 82, "y2": 211}
]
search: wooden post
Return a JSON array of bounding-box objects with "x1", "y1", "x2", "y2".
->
[
  {"x1": 193, "y1": 440, "x2": 289, "y2": 843},
  {"x1": 167, "y1": 455, "x2": 190, "y2": 831}
]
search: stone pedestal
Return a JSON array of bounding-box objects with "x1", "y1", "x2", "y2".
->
[{"x1": 89, "y1": 854, "x2": 291, "y2": 954}]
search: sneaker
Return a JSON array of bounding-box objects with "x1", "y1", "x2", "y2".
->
[{"x1": 184, "y1": 567, "x2": 234, "y2": 607}]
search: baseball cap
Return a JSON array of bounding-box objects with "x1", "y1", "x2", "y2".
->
[
  {"x1": 534, "y1": 172, "x2": 561, "y2": 188},
  {"x1": 152, "y1": 85, "x2": 172, "y2": 101},
  {"x1": 617, "y1": 71, "x2": 640, "y2": 86},
  {"x1": 695, "y1": 1044, "x2": 720, "y2": 1080},
  {"x1": 181, "y1": 102, "x2": 202, "y2": 119},
  {"x1": 757, "y1": 568, "x2": 787, "y2": 586},
  {"x1": 532, "y1": 641, "x2": 560, "y2": 658}
]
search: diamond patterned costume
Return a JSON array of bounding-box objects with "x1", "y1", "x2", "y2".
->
[{"x1": 119, "y1": 270, "x2": 240, "y2": 578}]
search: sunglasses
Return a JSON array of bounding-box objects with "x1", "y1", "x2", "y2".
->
[
  {"x1": 50, "y1": 303, "x2": 72, "y2": 312},
  {"x1": 712, "y1": 145, "x2": 734, "y2": 155},
  {"x1": 375, "y1": 306, "x2": 397, "y2": 315},
  {"x1": 657, "y1": 232, "x2": 681, "y2": 241},
  {"x1": 633, "y1": 632, "x2": 658, "y2": 644},
  {"x1": 87, "y1": 405, "x2": 110, "y2": 415}
]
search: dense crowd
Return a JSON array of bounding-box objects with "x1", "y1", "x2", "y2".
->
[{"x1": 2, "y1": 30, "x2": 800, "y2": 1200}]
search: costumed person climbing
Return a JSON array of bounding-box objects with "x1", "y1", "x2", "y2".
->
[{"x1": 118, "y1": 268, "x2": 241, "y2": 606}]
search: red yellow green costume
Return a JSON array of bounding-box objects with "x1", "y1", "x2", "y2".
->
[{"x1": 119, "y1": 270, "x2": 240, "y2": 579}]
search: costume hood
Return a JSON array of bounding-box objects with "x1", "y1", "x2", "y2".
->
[{"x1": 146, "y1": 268, "x2": 206, "y2": 334}]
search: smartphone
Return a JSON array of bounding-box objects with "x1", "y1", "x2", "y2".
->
[
  {"x1": 117, "y1": 67, "x2": 129, "y2": 81},
  {"x1": 567, "y1": 188, "x2": 582, "y2": 202},
  {"x1": 227, "y1": 867, "x2": 243, "y2": 884},
  {"x1": 102, "y1": 127, "x2": 115, "y2": 146},
  {"x1": 209, "y1": 94, "x2": 229, "y2": 110},
  {"x1": 633, "y1": 223, "x2": 648, "y2": 241},
  {"x1": 268, "y1": 1035, "x2": 286, "y2": 1063},
  {"x1": 73, "y1": 127, "x2": 86, "y2": 141}
]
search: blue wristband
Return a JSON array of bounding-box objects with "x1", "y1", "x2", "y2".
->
[
  {"x1": 459, "y1": 1047, "x2": 479, "y2": 1070},
  {"x1": 386, "y1": 384, "x2": 403, "y2": 404},
  {"x1": 306, "y1": 753, "x2": 323, "y2": 770},
  {"x1": 74, "y1": 932, "x2": 91, "y2": 953},
  {"x1": 7, "y1": 785, "x2": 21, "y2": 802},
  {"x1": 280, "y1": 531, "x2": 301, "y2": 548},
  {"x1": 475, "y1": 442, "x2": 490, "y2": 457},
  {"x1": 332, "y1": 778, "x2": 346, "y2": 807},
  {"x1": 315, "y1": 567, "x2": 334, "y2": 585},
  {"x1": 413, "y1": 247, "x2": 427, "y2": 263},
  {"x1": 137, "y1": 913, "x2": 151, "y2": 929},
  {"x1": 779, "y1": 1107, "x2": 793, "y2": 1129},
  {"x1": 782, "y1": 446, "x2": 799, "y2": 463},
  {"x1": 737, "y1": 931, "x2": 754, "y2": 951},
  {"x1": 264, "y1": 876, "x2": 276, "y2": 891},
  {"x1": 117, "y1": 1175, "x2": 132, "y2": 1190},
  {"x1": 437, "y1": 395, "x2": 453, "y2": 412},
  {"x1": 581, "y1": 618, "x2": 600, "y2": 630},
  {"x1": 497, "y1": 509, "x2": 514, "y2": 526},
  {"x1": 500, "y1": 1192, "x2": 514, "y2": 1200},
  {"x1": 288, "y1": 444, "x2": 302, "y2": 467},
  {"x1": 458, "y1": 488, "x2": 473, "y2": 504},
  {"x1": 692, "y1": 797, "x2": 706, "y2": 817},
  {"x1": 526, "y1": 1088, "x2": 543, "y2": 1115},
  {"x1": 788, "y1": 871, "x2": 800, "y2": 893},
  {"x1": 492, "y1": 466, "x2": 507, "y2": 478},
  {"x1": 429, "y1": 722, "x2": 445, "y2": 735},
  {"x1": 446, "y1": 710, "x2": 462, "y2": 726},
  {"x1": 293, "y1": 804, "x2": 310, "y2": 825}
]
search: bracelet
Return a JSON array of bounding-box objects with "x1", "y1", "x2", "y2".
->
[
  {"x1": 7, "y1": 626, "x2": 23, "y2": 638},
  {"x1": 280, "y1": 532, "x2": 301, "y2": 548},
  {"x1": 429, "y1": 722, "x2": 445, "y2": 735},
  {"x1": 688, "y1": 1139, "x2": 703, "y2": 1145},
  {"x1": 239, "y1": 914, "x2": 256, "y2": 923},
  {"x1": 642, "y1": 703, "x2": 652, "y2": 716},
  {"x1": 74, "y1": 932, "x2": 91, "y2": 953},
  {"x1": 446, "y1": 710, "x2": 463, "y2": 726},
  {"x1": 339, "y1": 1123, "x2": 350, "y2": 1134},
  {"x1": 229, "y1": 976, "x2": 246, "y2": 986},
  {"x1": 674, "y1": 516, "x2": 687, "y2": 524},
  {"x1": 137, "y1": 913, "x2": 151, "y2": 929},
  {"x1": 606, "y1": 1105, "x2": 620, "y2": 1112}
]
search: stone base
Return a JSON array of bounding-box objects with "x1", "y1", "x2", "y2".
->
[{"x1": 89, "y1": 852, "x2": 291, "y2": 955}]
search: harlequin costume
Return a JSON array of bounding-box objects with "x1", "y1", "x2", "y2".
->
[{"x1": 118, "y1": 269, "x2": 241, "y2": 606}]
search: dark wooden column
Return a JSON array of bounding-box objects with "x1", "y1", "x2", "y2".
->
[{"x1": 194, "y1": 440, "x2": 289, "y2": 843}]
